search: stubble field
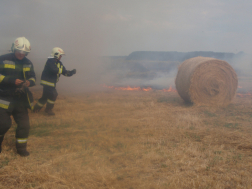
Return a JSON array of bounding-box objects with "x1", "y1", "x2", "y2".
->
[{"x1": 0, "y1": 85, "x2": 252, "y2": 189}]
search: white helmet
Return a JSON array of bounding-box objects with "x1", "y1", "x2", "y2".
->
[
  {"x1": 51, "y1": 47, "x2": 65, "y2": 59},
  {"x1": 11, "y1": 37, "x2": 31, "y2": 53}
]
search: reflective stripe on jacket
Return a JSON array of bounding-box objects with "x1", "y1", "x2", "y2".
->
[
  {"x1": 0, "y1": 53, "x2": 36, "y2": 110},
  {"x1": 40, "y1": 58, "x2": 74, "y2": 87}
]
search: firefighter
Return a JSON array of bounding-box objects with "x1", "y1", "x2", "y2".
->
[
  {"x1": 0, "y1": 37, "x2": 36, "y2": 156},
  {"x1": 33, "y1": 47, "x2": 76, "y2": 115}
]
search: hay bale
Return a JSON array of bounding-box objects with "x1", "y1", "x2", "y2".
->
[{"x1": 175, "y1": 56, "x2": 238, "y2": 106}]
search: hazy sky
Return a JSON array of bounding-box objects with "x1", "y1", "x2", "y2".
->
[
  {"x1": 1, "y1": 0, "x2": 252, "y2": 91},
  {"x1": 1, "y1": 0, "x2": 252, "y2": 57}
]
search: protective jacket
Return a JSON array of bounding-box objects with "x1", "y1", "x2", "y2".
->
[
  {"x1": 40, "y1": 58, "x2": 75, "y2": 87},
  {"x1": 0, "y1": 53, "x2": 36, "y2": 110}
]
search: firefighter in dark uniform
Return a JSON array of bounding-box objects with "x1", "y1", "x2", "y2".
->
[
  {"x1": 33, "y1": 47, "x2": 76, "y2": 115},
  {"x1": 0, "y1": 37, "x2": 36, "y2": 156}
]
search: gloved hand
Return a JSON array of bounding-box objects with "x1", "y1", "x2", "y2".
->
[
  {"x1": 72, "y1": 69, "x2": 76, "y2": 74},
  {"x1": 23, "y1": 80, "x2": 30, "y2": 87},
  {"x1": 15, "y1": 79, "x2": 24, "y2": 86}
]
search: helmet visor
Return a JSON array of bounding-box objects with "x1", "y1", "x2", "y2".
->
[
  {"x1": 16, "y1": 50, "x2": 28, "y2": 55},
  {"x1": 16, "y1": 44, "x2": 30, "y2": 53}
]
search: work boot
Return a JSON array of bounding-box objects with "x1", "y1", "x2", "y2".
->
[
  {"x1": 16, "y1": 142, "x2": 30, "y2": 157},
  {"x1": 45, "y1": 109, "x2": 55, "y2": 116},
  {"x1": 33, "y1": 103, "x2": 42, "y2": 113}
]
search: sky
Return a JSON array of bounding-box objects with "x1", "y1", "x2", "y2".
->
[
  {"x1": 1, "y1": 0, "x2": 252, "y2": 56},
  {"x1": 0, "y1": 0, "x2": 252, "y2": 90}
]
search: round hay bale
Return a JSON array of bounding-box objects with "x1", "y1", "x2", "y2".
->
[{"x1": 175, "y1": 56, "x2": 238, "y2": 106}]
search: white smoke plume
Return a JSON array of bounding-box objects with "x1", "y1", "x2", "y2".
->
[{"x1": 0, "y1": 0, "x2": 252, "y2": 93}]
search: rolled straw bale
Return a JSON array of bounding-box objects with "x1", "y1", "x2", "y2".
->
[{"x1": 175, "y1": 56, "x2": 238, "y2": 106}]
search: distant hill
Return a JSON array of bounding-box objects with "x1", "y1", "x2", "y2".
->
[{"x1": 126, "y1": 51, "x2": 244, "y2": 62}]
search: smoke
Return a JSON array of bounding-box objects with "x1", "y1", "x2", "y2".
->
[
  {"x1": 95, "y1": 51, "x2": 252, "y2": 93},
  {"x1": 0, "y1": 1, "x2": 107, "y2": 93},
  {"x1": 1, "y1": 0, "x2": 252, "y2": 93},
  {"x1": 95, "y1": 56, "x2": 179, "y2": 90},
  {"x1": 229, "y1": 53, "x2": 252, "y2": 93},
  {"x1": 230, "y1": 54, "x2": 252, "y2": 76}
]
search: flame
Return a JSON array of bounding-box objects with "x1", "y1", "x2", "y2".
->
[
  {"x1": 103, "y1": 85, "x2": 149, "y2": 91},
  {"x1": 114, "y1": 86, "x2": 142, "y2": 91},
  {"x1": 142, "y1": 87, "x2": 153, "y2": 91},
  {"x1": 103, "y1": 85, "x2": 176, "y2": 92},
  {"x1": 236, "y1": 86, "x2": 252, "y2": 97},
  {"x1": 103, "y1": 84, "x2": 252, "y2": 96},
  {"x1": 162, "y1": 86, "x2": 176, "y2": 92},
  {"x1": 237, "y1": 93, "x2": 252, "y2": 97}
]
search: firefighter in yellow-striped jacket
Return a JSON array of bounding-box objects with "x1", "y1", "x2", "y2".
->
[
  {"x1": 33, "y1": 47, "x2": 76, "y2": 115},
  {"x1": 0, "y1": 37, "x2": 36, "y2": 156}
]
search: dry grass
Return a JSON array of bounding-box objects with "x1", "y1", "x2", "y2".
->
[{"x1": 1, "y1": 88, "x2": 252, "y2": 189}]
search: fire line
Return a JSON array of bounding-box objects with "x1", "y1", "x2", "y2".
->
[{"x1": 102, "y1": 85, "x2": 177, "y2": 92}]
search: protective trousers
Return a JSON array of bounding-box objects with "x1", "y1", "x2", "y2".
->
[
  {"x1": 0, "y1": 103, "x2": 30, "y2": 153},
  {"x1": 37, "y1": 86, "x2": 58, "y2": 110}
]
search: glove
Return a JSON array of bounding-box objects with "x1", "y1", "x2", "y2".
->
[
  {"x1": 72, "y1": 69, "x2": 76, "y2": 74},
  {"x1": 15, "y1": 85, "x2": 26, "y2": 97}
]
